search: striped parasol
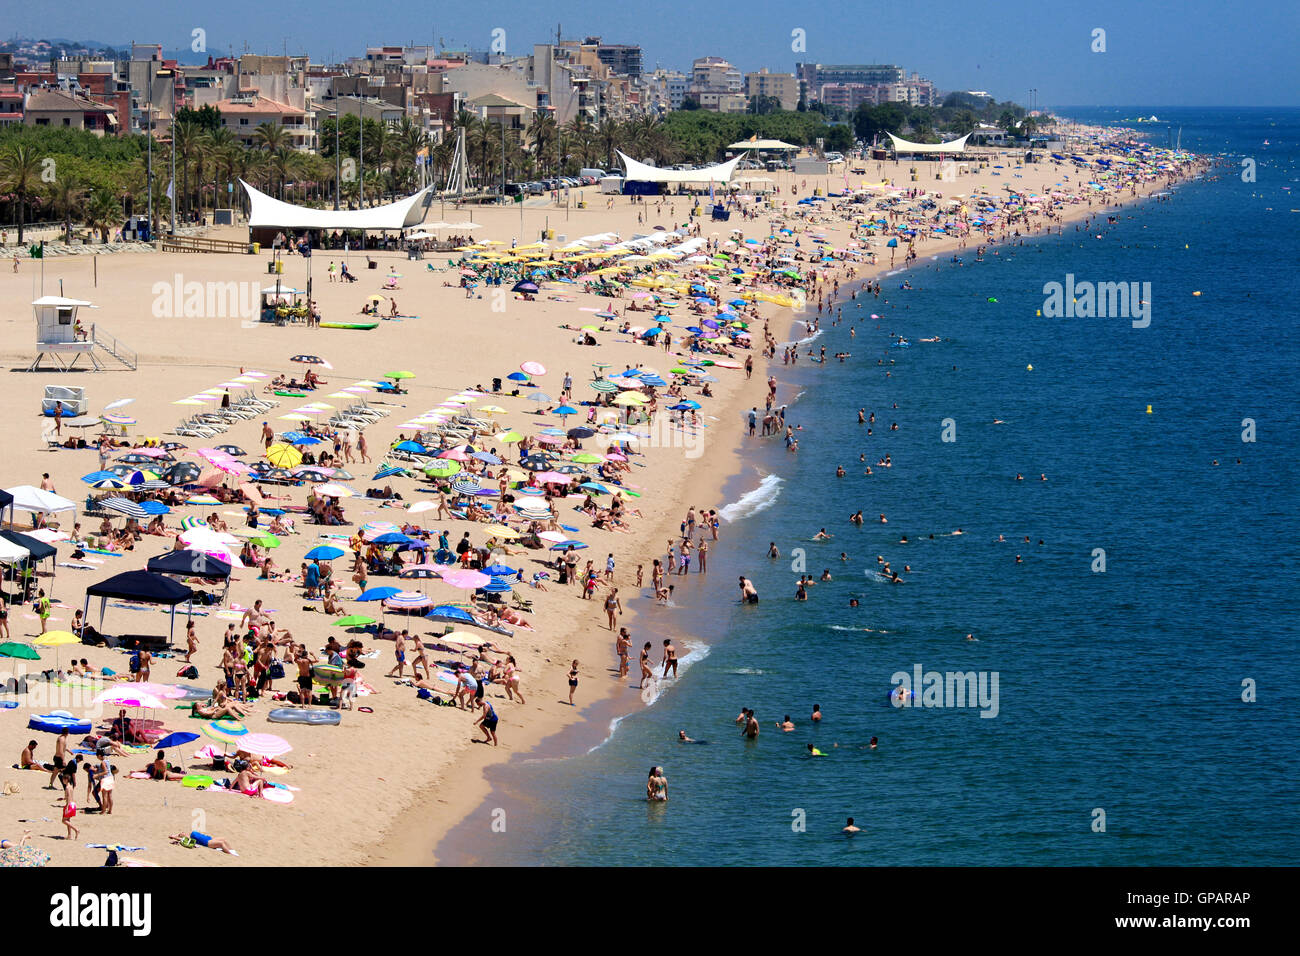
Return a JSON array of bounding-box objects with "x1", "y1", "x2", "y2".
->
[
  {"x1": 238, "y1": 733, "x2": 292, "y2": 758},
  {"x1": 98, "y1": 497, "x2": 149, "y2": 519},
  {"x1": 201, "y1": 720, "x2": 249, "y2": 747},
  {"x1": 384, "y1": 590, "x2": 434, "y2": 610}
]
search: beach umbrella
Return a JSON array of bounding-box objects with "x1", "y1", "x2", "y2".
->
[
  {"x1": 580, "y1": 482, "x2": 613, "y2": 494},
  {"x1": 371, "y1": 532, "x2": 415, "y2": 546},
  {"x1": 314, "y1": 483, "x2": 356, "y2": 498},
  {"x1": 549, "y1": 540, "x2": 588, "y2": 551},
  {"x1": 526, "y1": 392, "x2": 553, "y2": 403},
  {"x1": 483, "y1": 524, "x2": 521, "y2": 539},
  {"x1": 86, "y1": 476, "x2": 129, "y2": 489},
  {"x1": 333, "y1": 615, "x2": 376, "y2": 628},
  {"x1": 200, "y1": 719, "x2": 249, "y2": 749},
  {"x1": 386, "y1": 371, "x2": 415, "y2": 380},
  {"x1": 520, "y1": 361, "x2": 546, "y2": 376},
  {"x1": 374, "y1": 465, "x2": 408, "y2": 480},
  {"x1": 265, "y1": 443, "x2": 303, "y2": 468},
  {"x1": 94, "y1": 689, "x2": 166, "y2": 709},
  {"x1": 393, "y1": 440, "x2": 428, "y2": 454},
  {"x1": 590, "y1": 381, "x2": 618, "y2": 393},
  {"x1": 99, "y1": 497, "x2": 149, "y2": 519},
  {"x1": 385, "y1": 591, "x2": 433, "y2": 610},
  {"x1": 567, "y1": 427, "x2": 596, "y2": 439},
  {"x1": 399, "y1": 566, "x2": 440, "y2": 580},
  {"x1": 32, "y1": 630, "x2": 79, "y2": 669},
  {"x1": 439, "y1": 569, "x2": 490, "y2": 590},
  {"x1": 481, "y1": 580, "x2": 512, "y2": 593},
  {"x1": 154, "y1": 730, "x2": 200, "y2": 772},
  {"x1": 484, "y1": 564, "x2": 517, "y2": 577},
  {"x1": 356, "y1": 586, "x2": 401, "y2": 602},
  {"x1": 0, "y1": 844, "x2": 50, "y2": 868},
  {"x1": 304, "y1": 546, "x2": 345, "y2": 562},
  {"x1": 554, "y1": 405, "x2": 578, "y2": 418},
  {"x1": 0, "y1": 642, "x2": 41, "y2": 661},
  {"x1": 240, "y1": 733, "x2": 292, "y2": 758},
  {"x1": 470, "y1": 451, "x2": 502, "y2": 464},
  {"x1": 571, "y1": 453, "x2": 603, "y2": 464}
]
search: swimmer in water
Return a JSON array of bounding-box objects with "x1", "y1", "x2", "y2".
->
[
  {"x1": 869, "y1": 736, "x2": 878, "y2": 750},
  {"x1": 767, "y1": 542, "x2": 780, "y2": 558},
  {"x1": 813, "y1": 528, "x2": 831, "y2": 540},
  {"x1": 848, "y1": 597, "x2": 860, "y2": 607},
  {"x1": 835, "y1": 465, "x2": 845, "y2": 478},
  {"x1": 678, "y1": 730, "x2": 694, "y2": 743},
  {"x1": 777, "y1": 715, "x2": 795, "y2": 732},
  {"x1": 840, "y1": 552, "x2": 848, "y2": 561},
  {"x1": 807, "y1": 743, "x2": 825, "y2": 756},
  {"x1": 843, "y1": 817, "x2": 860, "y2": 833},
  {"x1": 811, "y1": 704, "x2": 822, "y2": 722}
]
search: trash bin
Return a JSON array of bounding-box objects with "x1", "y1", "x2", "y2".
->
[
  {"x1": 275, "y1": 261, "x2": 284, "y2": 274},
  {"x1": 267, "y1": 260, "x2": 276, "y2": 274},
  {"x1": 249, "y1": 242, "x2": 261, "y2": 255}
]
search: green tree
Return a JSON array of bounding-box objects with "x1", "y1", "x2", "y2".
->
[{"x1": 0, "y1": 141, "x2": 44, "y2": 243}]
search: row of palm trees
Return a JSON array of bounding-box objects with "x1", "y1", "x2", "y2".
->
[{"x1": 0, "y1": 109, "x2": 685, "y2": 242}]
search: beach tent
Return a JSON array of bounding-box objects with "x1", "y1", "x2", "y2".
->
[
  {"x1": 0, "y1": 529, "x2": 57, "y2": 597},
  {"x1": 726, "y1": 138, "x2": 799, "y2": 151},
  {"x1": 146, "y1": 549, "x2": 233, "y2": 601},
  {"x1": 0, "y1": 489, "x2": 11, "y2": 527},
  {"x1": 82, "y1": 570, "x2": 195, "y2": 648},
  {"x1": 3, "y1": 485, "x2": 76, "y2": 528},
  {"x1": 242, "y1": 180, "x2": 433, "y2": 231},
  {"x1": 616, "y1": 151, "x2": 741, "y2": 185},
  {"x1": 886, "y1": 132, "x2": 971, "y2": 155}
]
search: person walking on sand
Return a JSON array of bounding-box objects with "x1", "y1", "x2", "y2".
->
[
  {"x1": 36, "y1": 589, "x2": 51, "y2": 634},
  {"x1": 61, "y1": 770, "x2": 80, "y2": 840},
  {"x1": 476, "y1": 698, "x2": 499, "y2": 746},
  {"x1": 604, "y1": 587, "x2": 622, "y2": 630},
  {"x1": 639, "y1": 642, "x2": 654, "y2": 689},
  {"x1": 567, "y1": 659, "x2": 580, "y2": 705},
  {"x1": 184, "y1": 620, "x2": 198, "y2": 663},
  {"x1": 387, "y1": 629, "x2": 408, "y2": 678},
  {"x1": 357, "y1": 431, "x2": 370, "y2": 463}
]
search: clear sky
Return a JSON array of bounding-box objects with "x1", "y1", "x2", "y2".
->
[{"x1": 8, "y1": 0, "x2": 1296, "y2": 107}]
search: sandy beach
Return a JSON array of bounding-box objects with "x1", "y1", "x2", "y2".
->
[{"x1": 0, "y1": 144, "x2": 1204, "y2": 867}]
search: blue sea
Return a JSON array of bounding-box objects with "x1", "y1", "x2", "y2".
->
[{"x1": 439, "y1": 107, "x2": 1300, "y2": 866}]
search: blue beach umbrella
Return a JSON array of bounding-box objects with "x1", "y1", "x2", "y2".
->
[
  {"x1": 357, "y1": 586, "x2": 401, "y2": 602},
  {"x1": 371, "y1": 532, "x2": 415, "y2": 546},
  {"x1": 304, "y1": 545, "x2": 345, "y2": 561}
]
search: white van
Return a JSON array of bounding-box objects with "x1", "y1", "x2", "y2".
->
[{"x1": 580, "y1": 168, "x2": 607, "y2": 180}]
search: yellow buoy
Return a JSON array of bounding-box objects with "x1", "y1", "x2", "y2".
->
[
  {"x1": 1192, "y1": 291, "x2": 1202, "y2": 296},
  {"x1": 1146, "y1": 405, "x2": 1153, "y2": 414},
  {"x1": 1027, "y1": 364, "x2": 1033, "y2": 371},
  {"x1": 1036, "y1": 309, "x2": 1041, "y2": 316}
]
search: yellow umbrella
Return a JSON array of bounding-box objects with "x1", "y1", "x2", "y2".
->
[
  {"x1": 33, "y1": 630, "x2": 80, "y2": 668},
  {"x1": 265, "y1": 443, "x2": 304, "y2": 468},
  {"x1": 367, "y1": 294, "x2": 386, "y2": 302},
  {"x1": 614, "y1": 392, "x2": 647, "y2": 405},
  {"x1": 483, "y1": 524, "x2": 521, "y2": 539},
  {"x1": 497, "y1": 431, "x2": 524, "y2": 443},
  {"x1": 278, "y1": 413, "x2": 312, "y2": 421}
]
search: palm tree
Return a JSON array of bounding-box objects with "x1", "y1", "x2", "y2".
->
[
  {"x1": 85, "y1": 191, "x2": 123, "y2": 244},
  {"x1": 0, "y1": 141, "x2": 44, "y2": 244},
  {"x1": 49, "y1": 173, "x2": 89, "y2": 243},
  {"x1": 526, "y1": 113, "x2": 556, "y2": 176},
  {"x1": 171, "y1": 118, "x2": 200, "y2": 219},
  {"x1": 205, "y1": 127, "x2": 237, "y2": 210},
  {"x1": 597, "y1": 117, "x2": 622, "y2": 169},
  {"x1": 253, "y1": 123, "x2": 291, "y2": 197}
]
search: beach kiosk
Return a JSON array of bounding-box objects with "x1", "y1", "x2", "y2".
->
[
  {"x1": 260, "y1": 285, "x2": 302, "y2": 324},
  {"x1": 27, "y1": 296, "x2": 136, "y2": 371}
]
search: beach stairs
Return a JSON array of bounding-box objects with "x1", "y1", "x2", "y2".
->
[{"x1": 27, "y1": 325, "x2": 137, "y2": 372}]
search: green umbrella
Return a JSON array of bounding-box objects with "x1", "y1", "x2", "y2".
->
[
  {"x1": 386, "y1": 371, "x2": 415, "y2": 380},
  {"x1": 333, "y1": 615, "x2": 376, "y2": 627},
  {"x1": 248, "y1": 534, "x2": 280, "y2": 548},
  {"x1": 571, "y1": 453, "x2": 603, "y2": 464},
  {"x1": 0, "y1": 642, "x2": 40, "y2": 660}
]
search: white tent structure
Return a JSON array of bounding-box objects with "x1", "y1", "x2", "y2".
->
[
  {"x1": 0, "y1": 537, "x2": 28, "y2": 565},
  {"x1": 3, "y1": 486, "x2": 77, "y2": 528},
  {"x1": 617, "y1": 151, "x2": 742, "y2": 184},
  {"x1": 886, "y1": 132, "x2": 972, "y2": 155},
  {"x1": 242, "y1": 180, "x2": 432, "y2": 230},
  {"x1": 727, "y1": 138, "x2": 799, "y2": 151}
]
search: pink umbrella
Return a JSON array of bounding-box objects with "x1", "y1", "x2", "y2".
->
[
  {"x1": 438, "y1": 569, "x2": 490, "y2": 589},
  {"x1": 534, "y1": 470, "x2": 571, "y2": 483},
  {"x1": 535, "y1": 435, "x2": 565, "y2": 445},
  {"x1": 384, "y1": 590, "x2": 434, "y2": 610},
  {"x1": 538, "y1": 530, "x2": 568, "y2": 543},
  {"x1": 437, "y1": 448, "x2": 471, "y2": 461},
  {"x1": 94, "y1": 689, "x2": 166, "y2": 709},
  {"x1": 520, "y1": 361, "x2": 546, "y2": 376},
  {"x1": 128, "y1": 682, "x2": 187, "y2": 700},
  {"x1": 238, "y1": 733, "x2": 292, "y2": 758}
]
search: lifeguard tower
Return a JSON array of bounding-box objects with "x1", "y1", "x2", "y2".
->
[{"x1": 26, "y1": 296, "x2": 136, "y2": 371}]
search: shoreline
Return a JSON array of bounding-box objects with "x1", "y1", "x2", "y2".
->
[{"x1": 367, "y1": 161, "x2": 1207, "y2": 867}]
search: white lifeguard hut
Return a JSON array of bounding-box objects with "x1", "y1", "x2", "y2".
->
[{"x1": 27, "y1": 296, "x2": 136, "y2": 371}]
